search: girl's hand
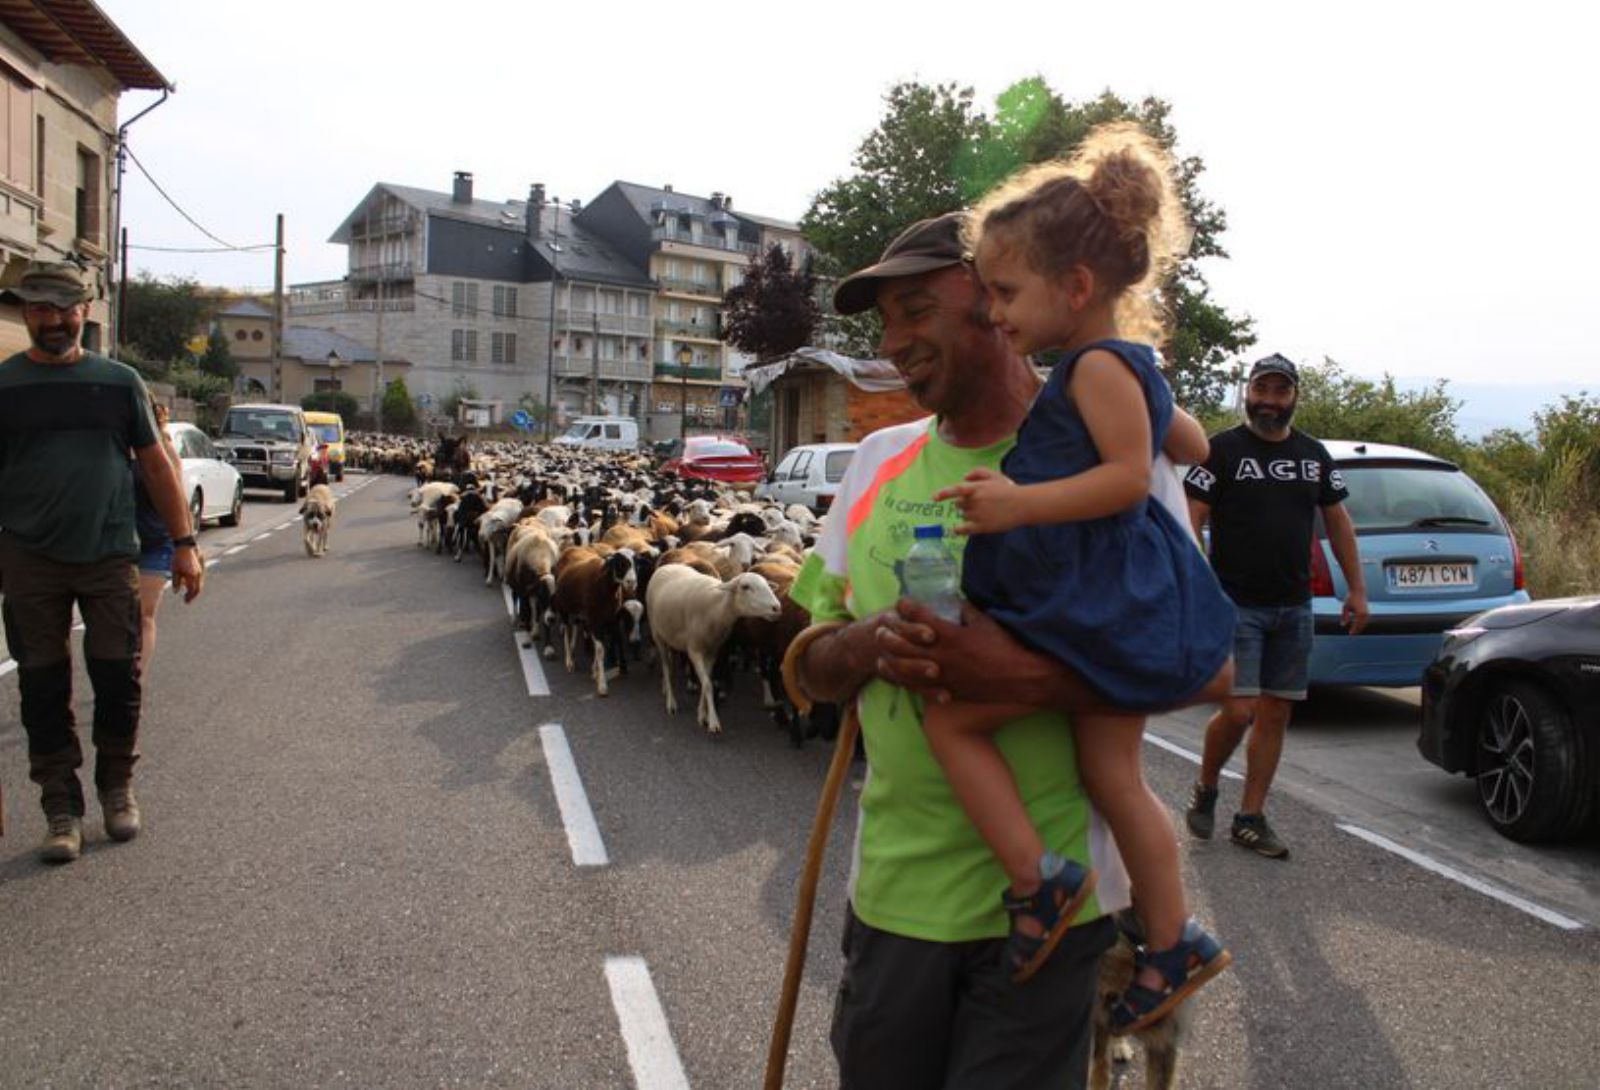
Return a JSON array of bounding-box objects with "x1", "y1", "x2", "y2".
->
[{"x1": 934, "y1": 468, "x2": 1027, "y2": 535}]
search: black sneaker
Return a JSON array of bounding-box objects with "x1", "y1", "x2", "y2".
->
[
  {"x1": 1231, "y1": 813, "x2": 1290, "y2": 859},
  {"x1": 1185, "y1": 783, "x2": 1219, "y2": 839}
]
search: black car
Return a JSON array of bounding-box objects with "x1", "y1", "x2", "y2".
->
[{"x1": 1419, "y1": 596, "x2": 1600, "y2": 842}]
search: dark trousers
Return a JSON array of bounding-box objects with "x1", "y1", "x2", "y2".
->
[
  {"x1": 0, "y1": 541, "x2": 142, "y2": 817},
  {"x1": 832, "y1": 907, "x2": 1114, "y2": 1090}
]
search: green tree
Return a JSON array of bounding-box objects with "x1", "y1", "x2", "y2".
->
[
  {"x1": 198, "y1": 328, "x2": 238, "y2": 379},
  {"x1": 1290, "y1": 359, "x2": 1464, "y2": 457},
  {"x1": 721, "y1": 243, "x2": 820, "y2": 363},
  {"x1": 802, "y1": 78, "x2": 1255, "y2": 410},
  {"x1": 301, "y1": 390, "x2": 360, "y2": 421},
  {"x1": 441, "y1": 378, "x2": 479, "y2": 423},
  {"x1": 382, "y1": 377, "x2": 418, "y2": 435},
  {"x1": 121, "y1": 272, "x2": 211, "y2": 364}
]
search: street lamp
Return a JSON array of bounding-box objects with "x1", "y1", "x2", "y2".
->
[
  {"x1": 677, "y1": 343, "x2": 693, "y2": 439},
  {"x1": 325, "y1": 349, "x2": 343, "y2": 392}
]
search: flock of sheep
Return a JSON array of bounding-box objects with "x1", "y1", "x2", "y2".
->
[{"x1": 346, "y1": 433, "x2": 838, "y2": 745}]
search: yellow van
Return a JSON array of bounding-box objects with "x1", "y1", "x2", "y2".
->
[{"x1": 302, "y1": 411, "x2": 347, "y2": 481}]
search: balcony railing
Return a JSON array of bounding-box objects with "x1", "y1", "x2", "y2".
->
[
  {"x1": 556, "y1": 309, "x2": 651, "y2": 337},
  {"x1": 288, "y1": 298, "x2": 416, "y2": 316},
  {"x1": 554, "y1": 358, "x2": 654, "y2": 382},
  {"x1": 658, "y1": 276, "x2": 722, "y2": 297},
  {"x1": 657, "y1": 318, "x2": 720, "y2": 341},
  {"x1": 654, "y1": 362, "x2": 723, "y2": 382},
  {"x1": 651, "y1": 225, "x2": 759, "y2": 255},
  {"x1": 350, "y1": 213, "x2": 414, "y2": 237},
  {"x1": 348, "y1": 261, "x2": 416, "y2": 282}
]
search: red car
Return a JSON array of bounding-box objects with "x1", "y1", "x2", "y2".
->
[{"x1": 661, "y1": 435, "x2": 766, "y2": 484}]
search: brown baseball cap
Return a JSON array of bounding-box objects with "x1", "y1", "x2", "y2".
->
[
  {"x1": 2, "y1": 261, "x2": 92, "y2": 307},
  {"x1": 832, "y1": 211, "x2": 969, "y2": 315}
]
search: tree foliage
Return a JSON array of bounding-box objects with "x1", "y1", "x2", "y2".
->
[
  {"x1": 199, "y1": 328, "x2": 237, "y2": 380},
  {"x1": 382, "y1": 377, "x2": 419, "y2": 435},
  {"x1": 122, "y1": 272, "x2": 212, "y2": 365},
  {"x1": 301, "y1": 390, "x2": 360, "y2": 421},
  {"x1": 802, "y1": 78, "x2": 1255, "y2": 410},
  {"x1": 721, "y1": 243, "x2": 820, "y2": 363},
  {"x1": 1291, "y1": 359, "x2": 1464, "y2": 458}
]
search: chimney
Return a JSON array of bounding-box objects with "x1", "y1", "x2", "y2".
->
[
  {"x1": 570, "y1": 198, "x2": 582, "y2": 213},
  {"x1": 722, "y1": 194, "x2": 732, "y2": 210},
  {"x1": 452, "y1": 171, "x2": 473, "y2": 204},
  {"x1": 710, "y1": 191, "x2": 723, "y2": 208},
  {"x1": 663, "y1": 183, "x2": 673, "y2": 194},
  {"x1": 527, "y1": 183, "x2": 545, "y2": 238}
]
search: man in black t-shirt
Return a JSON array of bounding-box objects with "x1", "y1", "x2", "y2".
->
[{"x1": 1181, "y1": 355, "x2": 1368, "y2": 859}]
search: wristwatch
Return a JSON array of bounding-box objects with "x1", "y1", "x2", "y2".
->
[{"x1": 172, "y1": 534, "x2": 198, "y2": 548}]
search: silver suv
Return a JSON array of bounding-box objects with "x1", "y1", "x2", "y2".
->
[{"x1": 215, "y1": 403, "x2": 313, "y2": 502}]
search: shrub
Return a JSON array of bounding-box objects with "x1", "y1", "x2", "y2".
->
[{"x1": 301, "y1": 390, "x2": 360, "y2": 421}]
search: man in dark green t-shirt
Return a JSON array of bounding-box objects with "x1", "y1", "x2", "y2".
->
[{"x1": 0, "y1": 261, "x2": 204, "y2": 863}]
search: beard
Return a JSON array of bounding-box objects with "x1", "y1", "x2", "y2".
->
[
  {"x1": 1246, "y1": 396, "x2": 1295, "y2": 432},
  {"x1": 29, "y1": 323, "x2": 77, "y2": 356}
]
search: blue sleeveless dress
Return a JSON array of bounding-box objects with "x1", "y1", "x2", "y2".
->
[{"x1": 961, "y1": 339, "x2": 1235, "y2": 711}]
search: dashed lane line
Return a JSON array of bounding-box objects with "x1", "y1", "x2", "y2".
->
[
  {"x1": 1337, "y1": 823, "x2": 1585, "y2": 931},
  {"x1": 223, "y1": 544, "x2": 248, "y2": 557},
  {"x1": 251, "y1": 532, "x2": 272, "y2": 542},
  {"x1": 501, "y1": 582, "x2": 550, "y2": 696},
  {"x1": 538, "y1": 723, "x2": 608, "y2": 867},
  {"x1": 604, "y1": 957, "x2": 692, "y2": 1090}
]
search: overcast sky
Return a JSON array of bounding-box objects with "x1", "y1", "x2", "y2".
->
[{"x1": 102, "y1": 0, "x2": 1594, "y2": 406}]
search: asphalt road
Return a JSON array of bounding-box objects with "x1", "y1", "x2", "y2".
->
[{"x1": 1, "y1": 473, "x2": 1597, "y2": 1089}]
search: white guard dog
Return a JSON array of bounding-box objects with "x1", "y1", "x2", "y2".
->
[{"x1": 301, "y1": 484, "x2": 336, "y2": 558}]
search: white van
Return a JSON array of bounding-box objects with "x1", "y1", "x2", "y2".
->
[{"x1": 553, "y1": 416, "x2": 639, "y2": 452}]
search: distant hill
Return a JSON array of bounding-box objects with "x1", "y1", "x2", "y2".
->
[{"x1": 1389, "y1": 378, "x2": 1591, "y2": 439}]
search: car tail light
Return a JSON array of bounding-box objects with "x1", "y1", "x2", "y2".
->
[
  {"x1": 1310, "y1": 539, "x2": 1335, "y2": 597},
  {"x1": 1510, "y1": 528, "x2": 1525, "y2": 591}
]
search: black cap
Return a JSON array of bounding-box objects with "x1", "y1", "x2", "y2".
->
[
  {"x1": 832, "y1": 211, "x2": 969, "y2": 315},
  {"x1": 1248, "y1": 354, "x2": 1298, "y2": 385}
]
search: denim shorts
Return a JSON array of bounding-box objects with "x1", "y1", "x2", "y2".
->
[
  {"x1": 138, "y1": 539, "x2": 174, "y2": 577},
  {"x1": 1231, "y1": 602, "x2": 1314, "y2": 700}
]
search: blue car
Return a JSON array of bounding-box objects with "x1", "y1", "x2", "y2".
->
[{"x1": 1308, "y1": 440, "x2": 1529, "y2": 688}]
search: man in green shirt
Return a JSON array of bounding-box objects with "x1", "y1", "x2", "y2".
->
[
  {"x1": 0, "y1": 261, "x2": 204, "y2": 863},
  {"x1": 788, "y1": 215, "x2": 1127, "y2": 1090}
]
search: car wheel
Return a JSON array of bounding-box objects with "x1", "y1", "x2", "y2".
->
[
  {"x1": 1475, "y1": 681, "x2": 1583, "y2": 843},
  {"x1": 189, "y1": 489, "x2": 203, "y2": 529},
  {"x1": 220, "y1": 484, "x2": 243, "y2": 527},
  {"x1": 283, "y1": 476, "x2": 299, "y2": 503}
]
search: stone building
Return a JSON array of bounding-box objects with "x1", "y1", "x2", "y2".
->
[{"x1": 0, "y1": 3, "x2": 167, "y2": 357}]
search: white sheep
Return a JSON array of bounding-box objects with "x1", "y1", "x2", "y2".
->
[{"x1": 646, "y1": 565, "x2": 782, "y2": 734}]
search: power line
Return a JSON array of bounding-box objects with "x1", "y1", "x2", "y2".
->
[
  {"x1": 129, "y1": 242, "x2": 276, "y2": 254},
  {"x1": 124, "y1": 144, "x2": 265, "y2": 254}
]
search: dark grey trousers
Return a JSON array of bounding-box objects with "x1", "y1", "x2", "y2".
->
[
  {"x1": 0, "y1": 540, "x2": 142, "y2": 817},
  {"x1": 832, "y1": 906, "x2": 1114, "y2": 1090}
]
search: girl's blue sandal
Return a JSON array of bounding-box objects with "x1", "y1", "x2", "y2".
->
[
  {"x1": 1109, "y1": 917, "x2": 1232, "y2": 1035},
  {"x1": 1001, "y1": 853, "x2": 1097, "y2": 983}
]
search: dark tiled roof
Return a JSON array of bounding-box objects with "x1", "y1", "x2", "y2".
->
[
  {"x1": 219, "y1": 299, "x2": 273, "y2": 319},
  {"x1": 282, "y1": 325, "x2": 406, "y2": 365},
  {"x1": 0, "y1": 0, "x2": 169, "y2": 89}
]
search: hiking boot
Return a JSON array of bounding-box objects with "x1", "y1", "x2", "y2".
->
[
  {"x1": 100, "y1": 786, "x2": 141, "y2": 842},
  {"x1": 1185, "y1": 783, "x2": 1219, "y2": 839},
  {"x1": 38, "y1": 813, "x2": 83, "y2": 864},
  {"x1": 1231, "y1": 812, "x2": 1290, "y2": 859}
]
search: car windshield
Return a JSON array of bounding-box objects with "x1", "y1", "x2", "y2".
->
[
  {"x1": 223, "y1": 411, "x2": 300, "y2": 441},
  {"x1": 689, "y1": 440, "x2": 751, "y2": 458},
  {"x1": 1339, "y1": 464, "x2": 1503, "y2": 532},
  {"x1": 562, "y1": 424, "x2": 593, "y2": 440},
  {"x1": 309, "y1": 423, "x2": 341, "y2": 444},
  {"x1": 824, "y1": 450, "x2": 854, "y2": 482}
]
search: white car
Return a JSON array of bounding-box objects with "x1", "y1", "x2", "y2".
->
[
  {"x1": 760, "y1": 442, "x2": 858, "y2": 512},
  {"x1": 165, "y1": 421, "x2": 244, "y2": 529}
]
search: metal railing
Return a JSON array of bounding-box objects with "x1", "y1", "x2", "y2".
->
[
  {"x1": 288, "y1": 298, "x2": 416, "y2": 316},
  {"x1": 658, "y1": 276, "x2": 722, "y2": 297},
  {"x1": 554, "y1": 358, "x2": 654, "y2": 381},
  {"x1": 657, "y1": 318, "x2": 720, "y2": 340},
  {"x1": 654, "y1": 362, "x2": 723, "y2": 382},
  {"x1": 348, "y1": 261, "x2": 415, "y2": 282},
  {"x1": 651, "y1": 225, "x2": 759, "y2": 255}
]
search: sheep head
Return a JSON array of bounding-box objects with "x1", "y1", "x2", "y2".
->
[{"x1": 725, "y1": 572, "x2": 782, "y2": 621}]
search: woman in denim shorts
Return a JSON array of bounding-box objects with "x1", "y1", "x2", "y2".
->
[{"x1": 135, "y1": 401, "x2": 182, "y2": 669}]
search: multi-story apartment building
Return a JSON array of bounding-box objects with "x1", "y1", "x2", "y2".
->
[
  {"x1": 0, "y1": 3, "x2": 167, "y2": 357},
  {"x1": 292, "y1": 173, "x2": 812, "y2": 438}
]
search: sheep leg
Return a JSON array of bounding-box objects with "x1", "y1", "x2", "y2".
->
[
  {"x1": 592, "y1": 635, "x2": 609, "y2": 697},
  {"x1": 483, "y1": 542, "x2": 498, "y2": 586},
  {"x1": 689, "y1": 650, "x2": 721, "y2": 734},
  {"x1": 656, "y1": 639, "x2": 677, "y2": 714},
  {"x1": 562, "y1": 621, "x2": 576, "y2": 673}
]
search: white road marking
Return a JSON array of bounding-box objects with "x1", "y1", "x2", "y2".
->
[
  {"x1": 1338, "y1": 823, "x2": 1585, "y2": 931},
  {"x1": 224, "y1": 545, "x2": 248, "y2": 557},
  {"x1": 538, "y1": 723, "x2": 608, "y2": 867},
  {"x1": 502, "y1": 582, "x2": 549, "y2": 696},
  {"x1": 1145, "y1": 732, "x2": 1244, "y2": 781},
  {"x1": 251, "y1": 532, "x2": 272, "y2": 542},
  {"x1": 0, "y1": 659, "x2": 15, "y2": 679},
  {"x1": 275, "y1": 521, "x2": 296, "y2": 531},
  {"x1": 604, "y1": 957, "x2": 691, "y2": 1090}
]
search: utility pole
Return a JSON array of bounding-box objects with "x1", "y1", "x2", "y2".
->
[
  {"x1": 589, "y1": 310, "x2": 600, "y2": 415},
  {"x1": 271, "y1": 213, "x2": 284, "y2": 402},
  {"x1": 541, "y1": 199, "x2": 563, "y2": 441}
]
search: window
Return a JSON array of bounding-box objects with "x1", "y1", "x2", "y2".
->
[
  {"x1": 600, "y1": 290, "x2": 622, "y2": 315},
  {"x1": 75, "y1": 146, "x2": 101, "y2": 245},
  {"x1": 504, "y1": 332, "x2": 516, "y2": 363},
  {"x1": 452, "y1": 282, "x2": 466, "y2": 317},
  {"x1": 0, "y1": 69, "x2": 31, "y2": 189},
  {"x1": 466, "y1": 283, "x2": 478, "y2": 316},
  {"x1": 491, "y1": 332, "x2": 503, "y2": 364},
  {"x1": 491, "y1": 331, "x2": 517, "y2": 364},
  {"x1": 464, "y1": 330, "x2": 477, "y2": 361},
  {"x1": 492, "y1": 285, "x2": 518, "y2": 318},
  {"x1": 790, "y1": 451, "x2": 813, "y2": 481},
  {"x1": 629, "y1": 293, "x2": 649, "y2": 317},
  {"x1": 451, "y1": 329, "x2": 465, "y2": 360},
  {"x1": 603, "y1": 424, "x2": 622, "y2": 440},
  {"x1": 234, "y1": 329, "x2": 247, "y2": 341},
  {"x1": 34, "y1": 114, "x2": 43, "y2": 196}
]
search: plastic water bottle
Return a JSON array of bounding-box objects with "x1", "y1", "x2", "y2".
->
[{"x1": 899, "y1": 524, "x2": 963, "y2": 623}]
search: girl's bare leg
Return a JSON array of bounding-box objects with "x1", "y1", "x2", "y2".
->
[
  {"x1": 1073, "y1": 711, "x2": 1187, "y2": 988},
  {"x1": 921, "y1": 698, "x2": 1048, "y2": 893},
  {"x1": 137, "y1": 573, "x2": 165, "y2": 671}
]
